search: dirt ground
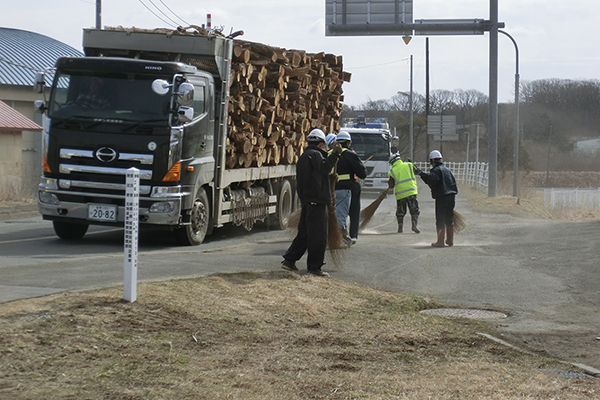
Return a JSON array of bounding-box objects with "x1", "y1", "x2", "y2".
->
[
  {"x1": 1, "y1": 273, "x2": 599, "y2": 399},
  {"x1": 1, "y1": 178, "x2": 599, "y2": 399},
  {"x1": 457, "y1": 184, "x2": 600, "y2": 372}
]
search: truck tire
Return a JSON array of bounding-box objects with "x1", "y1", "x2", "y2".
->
[
  {"x1": 271, "y1": 179, "x2": 293, "y2": 230},
  {"x1": 175, "y1": 187, "x2": 210, "y2": 246},
  {"x1": 53, "y1": 221, "x2": 89, "y2": 240}
]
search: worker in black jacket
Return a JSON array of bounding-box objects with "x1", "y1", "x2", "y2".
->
[
  {"x1": 282, "y1": 129, "x2": 342, "y2": 276},
  {"x1": 333, "y1": 131, "x2": 367, "y2": 244},
  {"x1": 414, "y1": 150, "x2": 458, "y2": 247}
]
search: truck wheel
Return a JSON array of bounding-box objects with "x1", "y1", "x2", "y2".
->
[
  {"x1": 272, "y1": 179, "x2": 293, "y2": 230},
  {"x1": 53, "y1": 221, "x2": 89, "y2": 240},
  {"x1": 175, "y1": 187, "x2": 210, "y2": 246}
]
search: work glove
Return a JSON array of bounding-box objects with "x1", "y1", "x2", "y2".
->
[
  {"x1": 331, "y1": 142, "x2": 343, "y2": 155},
  {"x1": 413, "y1": 165, "x2": 421, "y2": 175}
]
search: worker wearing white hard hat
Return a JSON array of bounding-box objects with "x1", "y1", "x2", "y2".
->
[
  {"x1": 333, "y1": 130, "x2": 366, "y2": 244},
  {"x1": 388, "y1": 153, "x2": 420, "y2": 234},
  {"x1": 414, "y1": 150, "x2": 458, "y2": 247},
  {"x1": 281, "y1": 128, "x2": 343, "y2": 276}
]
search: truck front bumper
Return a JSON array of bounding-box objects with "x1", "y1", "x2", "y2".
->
[{"x1": 38, "y1": 199, "x2": 182, "y2": 226}]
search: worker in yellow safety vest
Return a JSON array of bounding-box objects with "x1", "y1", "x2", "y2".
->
[{"x1": 388, "y1": 153, "x2": 420, "y2": 234}]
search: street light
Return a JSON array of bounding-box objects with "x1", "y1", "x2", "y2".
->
[{"x1": 499, "y1": 30, "x2": 520, "y2": 198}]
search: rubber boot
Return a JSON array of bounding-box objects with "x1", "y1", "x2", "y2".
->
[
  {"x1": 397, "y1": 222, "x2": 403, "y2": 233},
  {"x1": 431, "y1": 228, "x2": 445, "y2": 247},
  {"x1": 446, "y1": 225, "x2": 454, "y2": 247},
  {"x1": 411, "y1": 218, "x2": 420, "y2": 234}
]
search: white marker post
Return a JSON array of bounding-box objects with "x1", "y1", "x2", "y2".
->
[{"x1": 124, "y1": 167, "x2": 140, "y2": 302}]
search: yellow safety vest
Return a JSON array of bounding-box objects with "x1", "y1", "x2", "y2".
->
[
  {"x1": 328, "y1": 148, "x2": 347, "y2": 176},
  {"x1": 389, "y1": 160, "x2": 418, "y2": 200}
]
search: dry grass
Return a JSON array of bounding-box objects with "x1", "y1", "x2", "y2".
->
[
  {"x1": 1, "y1": 272, "x2": 597, "y2": 399},
  {"x1": 463, "y1": 173, "x2": 600, "y2": 223}
]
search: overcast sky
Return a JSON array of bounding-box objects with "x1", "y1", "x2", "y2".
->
[{"x1": 2, "y1": 0, "x2": 598, "y2": 106}]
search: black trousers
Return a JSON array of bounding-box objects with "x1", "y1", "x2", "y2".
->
[
  {"x1": 283, "y1": 203, "x2": 328, "y2": 271},
  {"x1": 434, "y1": 194, "x2": 455, "y2": 228},
  {"x1": 348, "y1": 181, "x2": 361, "y2": 238}
]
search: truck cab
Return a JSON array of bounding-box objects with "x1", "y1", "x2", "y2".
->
[
  {"x1": 38, "y1": 56, "x2": 217, "y2": 244},
  {"x1": 343, "y1": 118, "x2": 392, "y2": 191}
]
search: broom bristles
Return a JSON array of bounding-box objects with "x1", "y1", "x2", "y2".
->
[
  {"x1": 327, "y1": 174, "x2": 349, "y2": 268},
  {"x1": 287, "y1": 208, "x2": 302, "y2": 228},
  {"x1": 359, "y1": 189, "x2": 388, "y2": 231},
  {"x1": 453, "y1": 210, "x2": 467, "y2": 233}
]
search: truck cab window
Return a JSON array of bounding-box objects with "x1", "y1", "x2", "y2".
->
[
  {"x1": 48, "y1": 70, "x2": 171, "y2": 128},
  {"x1": 192, "y1": 85, "x2": 205, "y2": 119}
]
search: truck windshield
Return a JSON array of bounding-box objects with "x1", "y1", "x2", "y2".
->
[
  {"x1": 48, "y1": 70, "x2": 171, "y2": 125},
  {"x1": 350, "y1": 133, "x2": 390, "y2": 161}
]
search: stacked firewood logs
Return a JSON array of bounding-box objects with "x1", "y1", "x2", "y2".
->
[{"x1": 225, "y1": 39, "x2": 351, "y2": 169}]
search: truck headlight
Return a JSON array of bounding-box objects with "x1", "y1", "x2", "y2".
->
[
  {"x1": 151, "y1": 186, "x2": 182, "y2": 198},
  {"x1": 39, "y1": 191, "x2": 60, "y2": 205},
  {"x1": 39, "y1": 177, "x2": 58, "y2": 190},
  {"x1": 149, "y1": 201, "x2": 176, "y2": 213}
]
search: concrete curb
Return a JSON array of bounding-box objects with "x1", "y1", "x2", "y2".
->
[{"x1": 477, "y1": 332, "x2": 600, "y2": 377}]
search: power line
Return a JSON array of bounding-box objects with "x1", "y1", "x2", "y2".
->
[
  {"x1": 158, "y1": 0, "x2": 191, "y2": 26},
  {"x1": 138, "y1": 0, "x2": 176, "y2": 27},
  {"x1": 348, "y1": 58, "x2": 410, "y2": 70},
  {"x1": 148, "y1": 0, "x2": 181, "y2": 27}
]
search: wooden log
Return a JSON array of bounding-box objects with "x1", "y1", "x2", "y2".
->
[
  {"x1": 285, "y1": 144, "x2": 295, "y2": 164},
  {"x1": 233, "y1": 43, "x2": 250, "y2": 63}
]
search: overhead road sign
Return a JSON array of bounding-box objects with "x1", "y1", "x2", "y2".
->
[
  {"x1": 326, "y1": 0, "x2": 413, "y2": 36},
  {"x1": 325, "y1": 0, "x2": 502, "y2": 37}
]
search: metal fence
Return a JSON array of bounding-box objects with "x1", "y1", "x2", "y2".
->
[
  {"x1": 543, "y1": 188, "x2": 600, "y2": 209},
  {"x1": 414, "y1": 161, "x2": 489, "y2": 190}
]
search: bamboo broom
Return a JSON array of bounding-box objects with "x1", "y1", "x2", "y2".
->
[
  {"x1": 358, "y1": 188, "x2": 389, "y2": 231},
  {"x1": 453, "y1": 210, "x2": 467, "y2": 233}
]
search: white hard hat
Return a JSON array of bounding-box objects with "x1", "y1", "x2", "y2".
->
[
  {"x1": 336, "y1": 131, "x2": 352, "y2": 142},
  {"x1": 389, "y1": 153, "x2": 402, "y2": 164},
  {"x1": 429, "y1": 150, "x2": 443, "y2": 160},
  {"x1": 325, "y1": 133, "x2": 337, "y2": 146},
  {"x1": 307, "y1": 128, "x2": 326, "y2": 143}
]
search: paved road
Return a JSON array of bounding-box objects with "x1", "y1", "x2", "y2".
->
[{"x1": 1, "y1": 182, "x2": 599, "y2": 369}]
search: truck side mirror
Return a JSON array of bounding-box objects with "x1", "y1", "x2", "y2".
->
[
  {"x1": 177, "y1": 106, "x2": 194, "y2": 123},
  {"x1": 152, "y1": 79, "x2": 171, "y2": 95},
  {"x1": 177, "y1": 82, "x2": 194, "y2": 106},
  {"x1": 34, "y1": 72, "x2": 45, "y2": 93},
  {"x1": 34, "y1": 100, "x2": 47, "y2": 113}
]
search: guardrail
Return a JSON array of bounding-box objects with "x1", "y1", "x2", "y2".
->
[
  {"x1": 544, "y1": 188, "x2": 600, "y2": 209},
  {"x1": 414, "y1": 161, "x2": 489, "y2": 190}
]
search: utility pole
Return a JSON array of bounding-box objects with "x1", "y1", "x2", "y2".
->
[
  {"x1": 96, "y1": 0, "x2": 102, "y2": 29},
  {"x1": 425, "y1": 38, "x2": 430, "y2": 158},
  {"x1": 488, "y1": 0, "x2": 499, "y2": 197},
  {"x1": 409, "y1": 55, "x2": 414, "y2": 161}
]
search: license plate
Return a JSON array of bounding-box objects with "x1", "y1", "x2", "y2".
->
[{"x1": 88, "y1": 204, "x2": 117, "y2": 222}]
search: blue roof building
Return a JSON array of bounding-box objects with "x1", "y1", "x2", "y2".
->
[
  {"x1": 0, "y1": 27, "x2": 83, "y2": 198},
  {"x1": 0, "y1": 27, "x2": 83, "y2": 87}
]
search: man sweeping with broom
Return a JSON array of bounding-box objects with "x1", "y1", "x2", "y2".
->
[
  {"x1": 281, "y1": 129, "x2": 343, "y2": 276},
  {"x1": 414, "y1": 150, "x2": 458, "y2": 247},
  {"x1": 388, "y1": 153, "x2": 421, "y2": 234}
]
